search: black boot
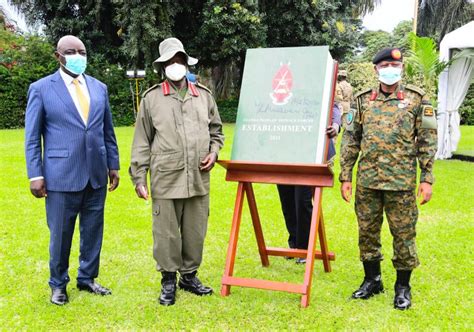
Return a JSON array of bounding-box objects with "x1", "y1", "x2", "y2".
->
[
  {"x1": 394, "y1": 270, "x2": 412, "y2": 310},
  {"x1": 352, "y1": 261, "x2": 384, "y2": 299},
  {"x1": 159, "y1": 272, "x2": 177, "y2": 306},
  {"x1": 179, "y1": 271, "x2": 213, "y2": 296}
]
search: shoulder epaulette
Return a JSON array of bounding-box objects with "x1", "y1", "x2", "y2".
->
[
  {"x1": 196, "y1": 82, "x2": 213, "y2": 95},
  {"x1": 142, "y1": 84, "x2": 160, "y2": 97},
  {"x1": 405, "y1": 84, "x2": 426, "y2": 96},
  {"x1": 354, "y1": 88, "x2": 372, "y2": 99}
]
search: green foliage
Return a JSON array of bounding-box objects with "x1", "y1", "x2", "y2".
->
[
  {"x1": 358, "y1": 30, "x2": 391, "y2": 62},
  {"x1": 404, "y1": 32, "x2": 448, "y2": 100},
  {"x1": 114, "y1": 1, "x2": 176, "y2": 68},
  {"x1": 345, "y1": 62, "x2": 378, "y2": 93},
  {"x1": 194, "y1": 1, "x2": 266, "y2": 98},
  {"x1": 417, "y1": 0, "x2": 472, "y2": 43},
  {"x1": 260, "y1": 0, "x2": 363, "y2": 61},
  {"x1": 358, "y1": 20, "x2": 413, "y2": 63},
  {"x1": 459, "y1": 84, "x2": 474, "y2": 125},
  {"x1": 391, "y1": 20, "x2": 413, "y2": 52},
  {"x1": 0, "y1": 34, "x2": 56, "y2": 129},
  {"x1": 216, "y1": 97, "x2": 238, "y2": 123},
  {"x1": 8, "y1": 0, "x2": 124, "y2": 62},
  {"x1": 1, "y1": 125, "x2": 474, "y2": 330}
]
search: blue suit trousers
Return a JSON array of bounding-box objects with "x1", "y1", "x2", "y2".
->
[{"x1": 45, "y1": 183, "x2": 107, "y2": 289}]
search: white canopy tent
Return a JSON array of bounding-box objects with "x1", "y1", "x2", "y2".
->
[{"x1": 436, "y1": 21, "x2": 474, "y2": 159}]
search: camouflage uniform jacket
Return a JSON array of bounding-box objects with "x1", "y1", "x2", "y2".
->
[
  {"x1": 129, "y1": 80, "x2": 224, "y2": 199},
  {"x1": 338, "y1": 80, "x2": 353, "y2": 114},
  {"x1": 339, "y1": 84, "x2": 437, "y2": 191}
]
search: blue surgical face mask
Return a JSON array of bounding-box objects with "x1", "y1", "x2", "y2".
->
[
  {"x1": 378, "y1": 66, "x2": 402, "y2": 85},
  {"x1": 59, "y1": 53, "x2": 87, "y2": 75}
]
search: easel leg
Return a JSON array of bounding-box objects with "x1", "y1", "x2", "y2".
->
[
  {"x1": 301, "y1": 187, "x2": 323, "y2": 308},
  {"x1": 318, "y1": 211, "x2": 331, "y2": 272},
  {"x1": 221, "y1": 182, "x2": 245, "y2": 296},
  {"x1": 244, "y1": 183, "x2": 270, "y2": 267}
]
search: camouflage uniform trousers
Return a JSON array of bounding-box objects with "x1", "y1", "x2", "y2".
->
[{"x1": 355, "y1": 185, "x2": 420, "y2": 270}]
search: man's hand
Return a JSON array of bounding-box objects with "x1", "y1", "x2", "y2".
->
[
  {"x1": 108, "y1": 170, "x2": 120, "y2": 192},
  {"x1": 340, "y1": 181, "x2": 352, "y2": 203},
  {"x1": 200, "y1": 152, "x2": 217, "y2": 172},
  {"x1": 417, "y1": 182, "x2": 432, "y2": 205},
  {"x1": 30, "y1": 179, "x2": 47, "y2": 198},
  {"x1": 135, "y1": 183, "x2": 149, "y2": 200},
  {"x1": 326, "y1": 125, "x2": 338, "y2": 139}
]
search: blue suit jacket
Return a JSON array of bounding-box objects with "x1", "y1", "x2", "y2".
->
[{"x1": 25, "y1": 70, "x2": 120, "y2": 192}]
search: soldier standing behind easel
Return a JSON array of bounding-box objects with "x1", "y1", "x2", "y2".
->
[{"x1": 336, "y1": 70, "x2": 353, "y2": 117}]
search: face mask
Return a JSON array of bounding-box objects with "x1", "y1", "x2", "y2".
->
[
  {"x1": 165, "y1": 63, "x2": 187, "y2": 81},
  {"x1": 59, "y1": 53, "x2": 87, "y2": 75},
  {"x1": 378, "y1": 66, "x2": 402, "y2": 85}
]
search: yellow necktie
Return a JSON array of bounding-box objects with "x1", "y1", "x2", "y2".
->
[{"x1": 72, "y1": 79, "x2": 90, "y2": 122}]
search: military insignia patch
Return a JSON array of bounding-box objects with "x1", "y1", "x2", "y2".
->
[
  {"x1": 391, "y1": 49, "x2": 402, "y2": 60},
  {"x1": 423, "y1": 106, "x2": 434, "y2": 116},
  {"x1": 346, "y1": 110, "x2": 354, "y2": 125}
]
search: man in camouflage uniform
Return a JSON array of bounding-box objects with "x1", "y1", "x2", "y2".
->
[
  {"x1": 129, "y1": 38, "x2": 224, "y2": 306},
  {"x1": 339, "y1": 48, "x2": 437, "y2": 310},
  {"x1": 336, "y1": 70, "x2": 353, "y2": 116}
]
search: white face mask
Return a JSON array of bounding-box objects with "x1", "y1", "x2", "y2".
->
[
  {"x1": 378, "y1": 66, "x2": 402, "y2": 85},
  {"x1": 165, "y1": 63, "x2": 187, "y2": 81}
]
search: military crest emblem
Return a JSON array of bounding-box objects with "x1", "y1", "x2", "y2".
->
[{"x1": 270, "y1": 63, "x2": 293, "y2": 105}]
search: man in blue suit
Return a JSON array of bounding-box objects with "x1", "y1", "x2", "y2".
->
[{"x1": 24, "y1": 35, "x2": 120, "y2": 305}]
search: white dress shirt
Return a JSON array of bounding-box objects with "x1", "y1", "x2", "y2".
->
[{"x1": 29, "y1": 70, "x2": 91, "y2": 182}]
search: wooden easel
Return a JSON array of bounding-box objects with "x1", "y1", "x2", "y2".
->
[{"x1": 217, "y1": 160, "x2": 335, "y2": 307}]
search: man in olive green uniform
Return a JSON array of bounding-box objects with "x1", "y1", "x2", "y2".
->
[
  {"x1": 337, "y1": 70, "x2": 353, "y2": 115},
  {"x1": 129, "y1": 38, "x2": 224, "y2": 306},
  {"x1": 339, "y1": 48, "x2": 437, "y2": 310}
]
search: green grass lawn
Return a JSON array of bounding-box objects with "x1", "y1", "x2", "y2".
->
[
  {"x1": 1, "y1": 125, "x2": 473, "y2": 330},
  {"x1": 457, "y1": 126, "x2": 474, "y2": 156}
]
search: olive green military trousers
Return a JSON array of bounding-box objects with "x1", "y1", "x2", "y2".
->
[
  {"x1": 355, "y1": 186, "x2": 420, "y2": 270},
  {"x1": 152, "y1": 195, "x2": 209, "y2": 273}
]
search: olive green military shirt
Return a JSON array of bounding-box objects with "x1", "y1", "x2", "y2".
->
[
  {"x1": 339, "y1": 84, "x2": 437, "y2": 191},
  {"x1": 129, "y1": 80, "x2": 224, "y2": 199}
]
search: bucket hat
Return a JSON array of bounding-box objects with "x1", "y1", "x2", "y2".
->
[{"x1": 153, "y1": 37, "x2": 198, "y2": 67}]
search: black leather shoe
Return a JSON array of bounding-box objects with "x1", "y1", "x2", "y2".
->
[
  {"x1": 351, "y1": 276, "x2": 384, "y2": 299},
  {"x1": 179, "y1": 272, "x2": 213, "y2": 296},
  {"x1": 159, "y1": 272, "x2": 177, "y2": 306},
  {"x1": 77, "y1": 282, "x2": 112, "y2": 295},
  {"x1": 51, "y1": 288, "x2": 68, "y2": 305},
  {"x1": 295, "y1": 258, "x2": 307, "y2": 264},
  {"x1": 394, "y1": 284, "x2": 411, "y2": 310}
]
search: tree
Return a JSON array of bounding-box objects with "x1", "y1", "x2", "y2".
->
[
  {"x1": 195, "y1": 0, "x2": 266, "y2": 98},
  {"x1": 8, "y1": 0, "x2": 124, "y2": 62},
  {"x1": 391, "y1": 20, "x2": 412, "y2": 52},
  {"x1": 358, "y1": 29, "x2": 391, "y2": 62},
  {"x1": 417, "y1": 0, "x2": 472, "y2": 43},
  {"x1": 357, "y1": 20, "x2": 413, "y2": 63},
  {"x1": 114, "y1": 1, "x2": 175, "y2": 69},
  {"x1": 259, "y1": 0, "x2": 363, "y2": 61}
]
